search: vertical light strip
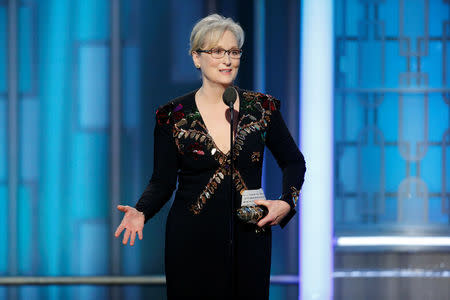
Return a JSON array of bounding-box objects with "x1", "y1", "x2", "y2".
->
[
  {"x1": 253, "y1": 0, "x2": 266, "y2": 189},
  {"x1": 110, "y1": 0, "x2": 122, "y2": 286},
  {"x1": 300, "y1": 1, "x2": 334, "y2": 300},
  {"x1": 7, "y1": 1, "x2": 18, "y2": 299}
]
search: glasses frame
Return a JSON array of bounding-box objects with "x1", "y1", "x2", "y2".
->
[{"x1": 196, "y1": 48, "x2": 243, "y2": 59}]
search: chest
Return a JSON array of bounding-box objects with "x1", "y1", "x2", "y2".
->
[{"x1": 196, "y1": 101, "x2": 240, "y2": 154}]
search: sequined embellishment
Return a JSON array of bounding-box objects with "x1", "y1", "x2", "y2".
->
[
  {"x1": 255, "y1": 227, "x2": 266, "y2": 234},
  {"x1": 251, "y1": 151, "x2": 261, "y2": 162},
  {"x1": 232, "y1": 169, "x2": 248, "y2": 195},
  {"x1": 291, "y1": 186, "x2": 300, "y2": 206},
  {"x1": 279, "y1": 186, "x2": 300, "y2": 207},
  {"x1": 186, "y1": 142, "x2": 205, "y2": 160},
  {"x1": 190, "y1": 165, "x2": 231, "y2": 215},
  {"x1": 156, "y1": 102, "x2": 184, "y2": 125},
  {"x1": 227, "y1": 90, "x2": 278, "y2": 160},
  {"x1": 261, "y1": 131, "x2": 266, "y2": 142}
]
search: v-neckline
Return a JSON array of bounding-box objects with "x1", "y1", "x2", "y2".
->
[{"x1": 193, "y1": 87, "x2": 241, "y2": 157}]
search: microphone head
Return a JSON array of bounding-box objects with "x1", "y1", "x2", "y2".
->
[{"x1": 222, "y1": 86, "x2": 237, "y2": 106}]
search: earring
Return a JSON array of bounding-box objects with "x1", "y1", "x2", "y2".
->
[{"x1": 196, "y1": 64, "x2": 200, "y2": 69}]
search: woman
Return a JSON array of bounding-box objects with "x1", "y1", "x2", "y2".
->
[{"x1": 114, "y1": 14, "x2": 306, "y2": 299}]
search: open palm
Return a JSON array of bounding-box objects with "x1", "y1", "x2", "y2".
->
[{"x1": 114, "y1": 205, "x2": 145, "y2": 246}]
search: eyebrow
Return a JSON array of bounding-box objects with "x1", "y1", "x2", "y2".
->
[{"x1": 211, "y1": 46, "x2": 240, "y2": 49}]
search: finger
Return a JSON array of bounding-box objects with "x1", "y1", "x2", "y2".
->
[
  {"x1": 117, "y1": 205, "x2": 129, "y2": 212},
  {"x1": 257, "y1": 215, "x2": 274, "y2": 228},
  {"x1": 122, "y1": 228, "x2": 131, "y2": 245},
  {"x1": 130, "y1": 231, "x2": 136, "y2": 246},
  {"x1": 138, "y1": 230, "x2": 143, "y2": 240},
  {"x1": 254, "y1": 199, "x2": 270, "y2": 207},
  {"x1": 114, "y1": 224, "x2": 125, "y2": 237},
  {"x1": 270, "y1": 216, "x2": 280, "y2": 226}
]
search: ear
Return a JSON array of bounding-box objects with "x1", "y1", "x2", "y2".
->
[{"x1": 192, "y1": 51, "x2": 201, "y2": 69}]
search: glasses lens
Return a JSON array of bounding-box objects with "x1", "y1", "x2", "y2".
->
[
  {"x1": 211, "y1": 48, "x2": 225, "y2": 58},
  {"x1": 230, "y1": 50, "x2": 241, "y2": 58}
]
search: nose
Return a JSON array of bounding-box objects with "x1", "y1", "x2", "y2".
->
[{"x1": 223, "y1": 53, "x2": 232, "y2": 65}]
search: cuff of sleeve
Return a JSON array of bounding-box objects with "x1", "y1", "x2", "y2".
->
[
  {"x1": 279, "y1": 208, "x2": 296, "y2": 228},
  {"x1": 278, "y1": 186, "x2": 300, "y2": 228}
]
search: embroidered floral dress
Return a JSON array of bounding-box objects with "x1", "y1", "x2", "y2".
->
[{"x1": 135, "y1": 87, "x2": 306, "y2": 299}]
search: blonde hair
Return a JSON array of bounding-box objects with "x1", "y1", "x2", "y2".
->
[{"x1": 189, "y1": 14, "x2": 244, "y2": 55}]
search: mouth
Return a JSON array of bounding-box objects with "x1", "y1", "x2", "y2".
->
[{"x1": 219, "y1": 69, "x2": 232, "y2": 74}]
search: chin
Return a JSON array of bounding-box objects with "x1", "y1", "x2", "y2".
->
[
  {"x1": 218, "y1": 80, "x2": 235, "y2": 87},
  {"x1": 204, "y1": 73, "x2": 237, "y2": 87},
  {"x1": 208, "y1": 77, "x2": 232, "y2": 86},
  {"x1": 219, "y1": 76, "x2": 237, "y2": 85}
]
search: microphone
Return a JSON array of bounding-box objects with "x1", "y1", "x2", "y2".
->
[
  {"x1": 222, "y1": 86, "x2": 237, "y2": 106},
  {"x1": 224, "y1": 85, "x2": 238, "y2": 296}
]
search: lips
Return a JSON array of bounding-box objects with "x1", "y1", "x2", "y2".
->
[{"x1": 219, "y1": 69, "x2": 232, "y2": 73}]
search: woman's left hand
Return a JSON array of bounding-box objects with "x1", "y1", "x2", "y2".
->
[{"x1": 253, "y1": 199, "x2": 291, "y2": 228}]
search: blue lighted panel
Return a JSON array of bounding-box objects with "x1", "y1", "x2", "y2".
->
[
  {"x1": 0, "y1": 3, "x2": 7, "y2": 300},
  {"x1": 120, "y1": 7, "x2": 152, "y2": 300},
  {"x1": 121, "y1": 1, "x2": 142, "y2": 284},
  {"x1": 0, "y1": 3, "x2": 6, "y2": 214},
  {"x1": 74, "y1": 221, "x2": 109, "y2": 299},
  {"x1": 0, "y1": 101, "x2": 7, "y2": 281},
  {"x1": 121, "y1": 1, "x2": 169, "y2": 298},
  {"x1": 19, "y1": 4, "x2": 35, "y2": 95},
  {"x1": 77, "y1": 46, "x2": 110, "y2": 129},
  {"x1": 19, "y1": 97, "x2": 40, "y2": 291},
  {"x1": 68, "y1": 0, "x2": 111, "y2": 291},
  {"x1": 35, "y1": 1, "x2": 74, "y2": 300},
  {"x1": 59, "y1": 0, "x2": 113, "y2": 298},
  {"x1": 335, "y1": 0, "x2": 450, "y2": 234},
  {"x1": 18, "y1": 3, "x2": 39, "y2": 288},
  {"x1": 122, "y1": 44, "x2": 142, "y2": 278},
  {"x1": 16, "y1": 1, "x2": 40, "y2": 300},
  {"x1": 75, "y1": 0, "x2": 110, "y2": 40},
  {"x1": 0, "y1": 5, "x2": 6, "y2": 94}
]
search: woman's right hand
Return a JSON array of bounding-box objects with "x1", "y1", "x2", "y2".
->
[{"x1": 114, "y1": 205, "x2": 145, "y2": 246}]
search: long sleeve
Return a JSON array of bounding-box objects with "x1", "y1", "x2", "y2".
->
[
  {"x1": 265, "y1": 98, "x2": 306, "y2": 228},
  {"x1": 134, "y1": 109, "x2": 179, "y2": 223}
]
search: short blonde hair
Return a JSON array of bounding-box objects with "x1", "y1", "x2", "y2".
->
[{"x1": 189, "y1": 14, "x2": 244, "y2": 55}]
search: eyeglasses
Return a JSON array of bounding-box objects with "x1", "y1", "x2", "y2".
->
[{"x1": 196, "y1": 48, "x2": 243, "y2": 59}]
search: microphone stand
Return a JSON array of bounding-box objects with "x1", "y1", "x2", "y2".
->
[{"x1": 229, "y1": 101, "x2": 236, "y2": 298}]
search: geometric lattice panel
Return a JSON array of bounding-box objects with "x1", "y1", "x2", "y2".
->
[{"x1": 335, "y1": 0, "x2": 450, "y2": 234}]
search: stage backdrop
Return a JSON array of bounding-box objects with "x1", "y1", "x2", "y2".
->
[
  {"x1": 334, "y1": 1, "x2": 450, "y2": 299},
  {"x1": 0, "y1": 0, "x2": 301, "y2": 299},
  {"x1": 335, "y1": 0, "x2": 450, "y2": 235}
]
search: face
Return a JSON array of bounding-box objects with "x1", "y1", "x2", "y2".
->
[{"x1": 192, "y1": 30, "x2": 241, "y2": 87}]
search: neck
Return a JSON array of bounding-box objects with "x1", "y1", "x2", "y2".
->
[{"x1": 198, "y1": 81, "x2": 233, "y2": 104}]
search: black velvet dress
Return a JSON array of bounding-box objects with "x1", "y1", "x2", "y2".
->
[{"x1": 135, "y1": 87, "x2": 306, "y2": 300}]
